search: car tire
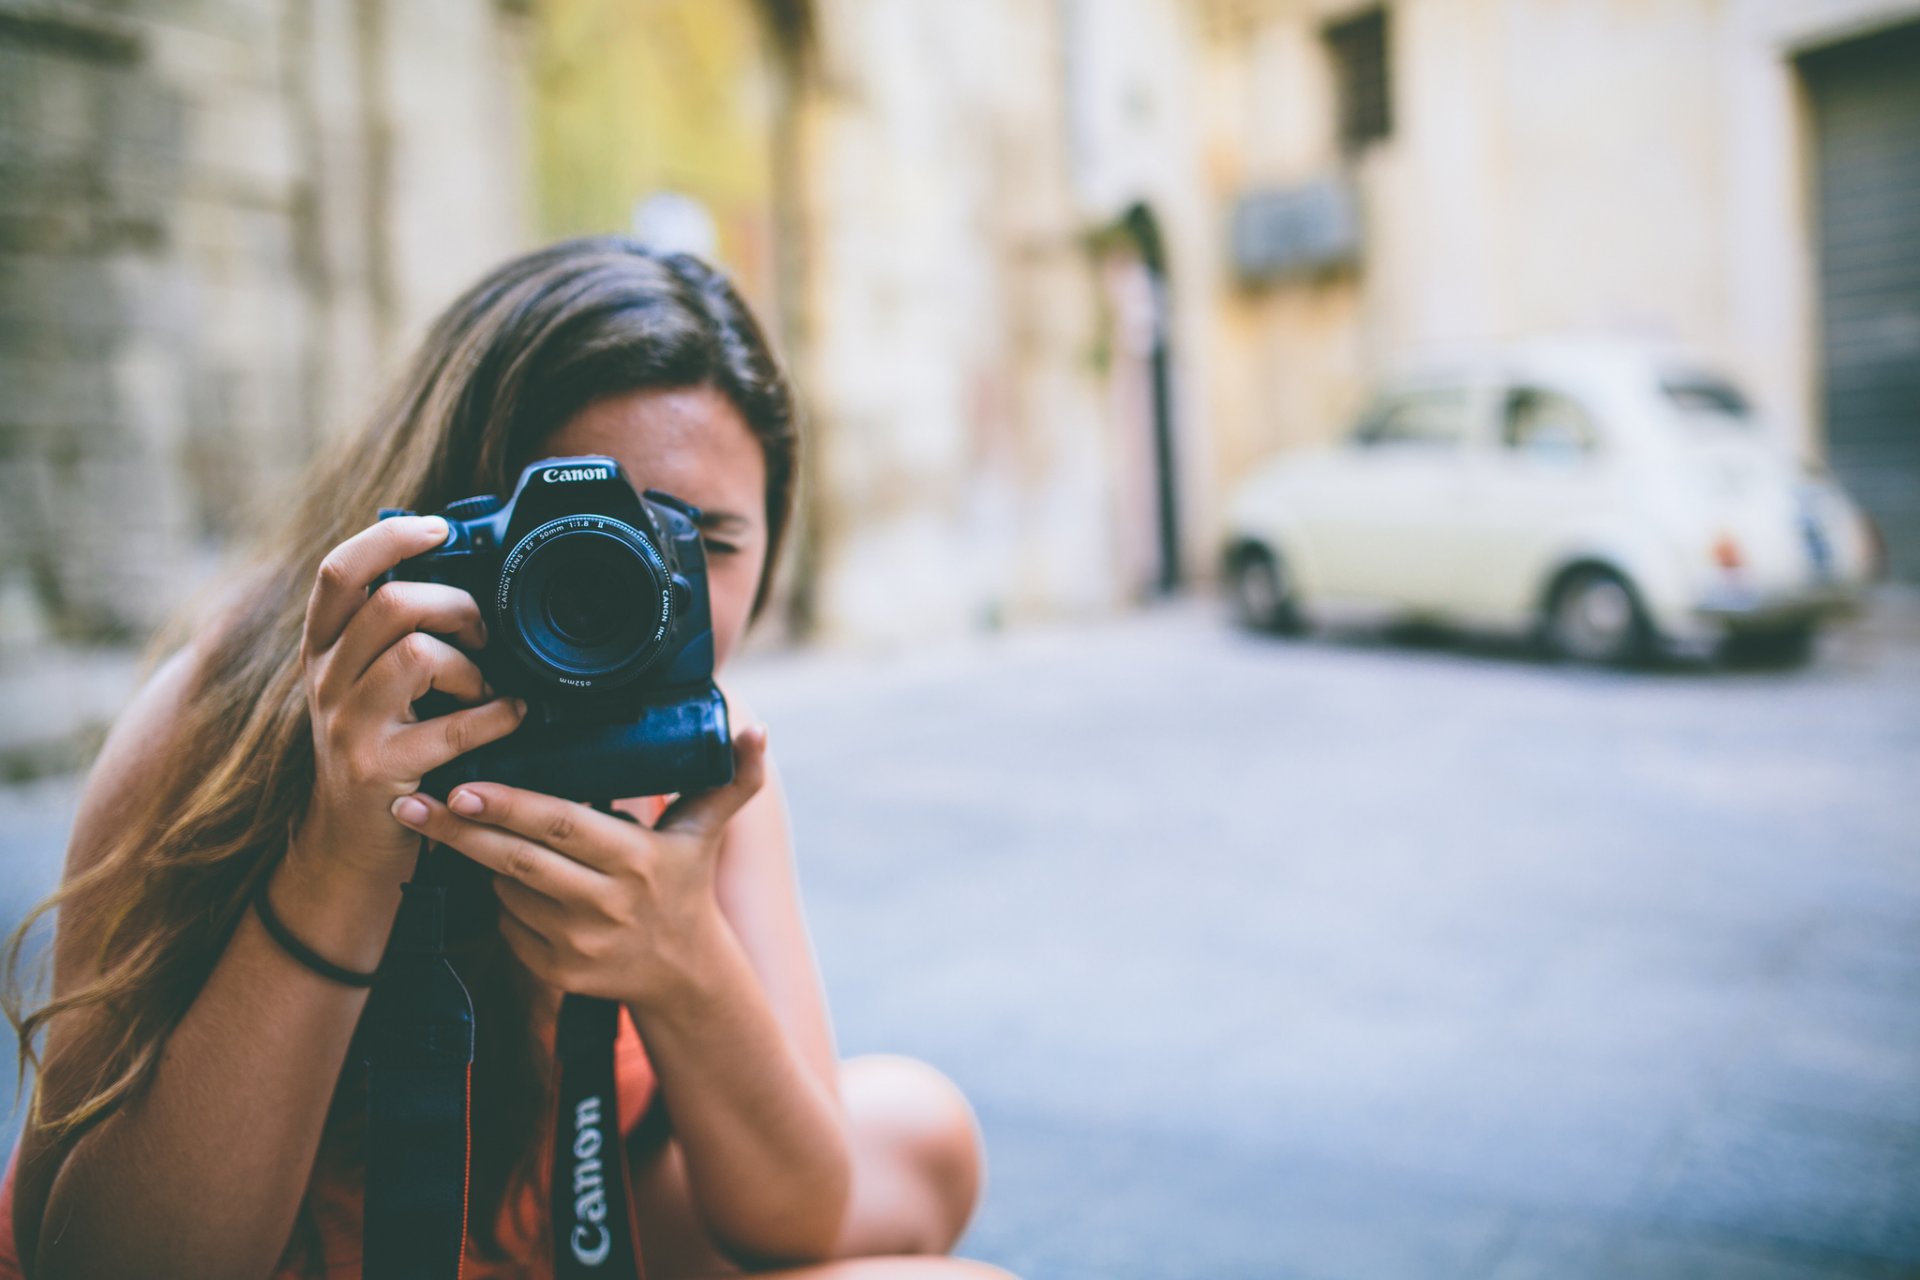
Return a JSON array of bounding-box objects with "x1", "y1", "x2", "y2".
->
[
  {"x1": 1544, "y1": 566, "x2": 1653, "y2": 666},
  {"x1": 1228, "y1": 544, "x2": 1302, "y2": 634},
  {"x1": 1721, "y1": 623, "x2": 1817, "y2": 668}
]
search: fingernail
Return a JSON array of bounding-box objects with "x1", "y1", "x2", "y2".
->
[
  {"x1": 512, "y1": 698, "x2": 528, "y2": 718},
  {"x1": 450, "y1": 789, "x2": 483, "y2": 816},
  {"x1": 481, "y1": 680, "x2": 497, "y2": 699},
  {"x1": 393, "y1": 795, "x2": 429, "y2": 825}
]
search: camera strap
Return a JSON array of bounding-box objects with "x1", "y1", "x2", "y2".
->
[
  {"x1": 552, "y1": 994, "x2": 647, "y2": 1278},
  {"x1": 363, "y1": 841, "x2": 648, "y2": 1280},
  {"x1": 554, "y1": 800, "x2": 650, "y2": 1279},
  {"x1": 362, "y1": 844, "x2": 474, "y2": 1280}
]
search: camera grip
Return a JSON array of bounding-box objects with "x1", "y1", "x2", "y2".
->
[{"x1": 417, "y1": 688, "x2": 733, "y2": 804}]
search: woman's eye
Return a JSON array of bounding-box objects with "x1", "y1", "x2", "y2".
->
[{"x1": 701, "y1": 538, "x2": 740, "y2": 557}]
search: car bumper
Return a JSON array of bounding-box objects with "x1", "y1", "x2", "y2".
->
[{"x1": 1692, "y1": 582, "x2": 1863, "y2": 631}]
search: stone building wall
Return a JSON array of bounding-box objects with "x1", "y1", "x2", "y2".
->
[
  {"x1": 0, "y1": 0, "x2": 530, "y2": 652},
  {"x1": 794, "y1": 0, "x2": 1123, "y2": 641}
]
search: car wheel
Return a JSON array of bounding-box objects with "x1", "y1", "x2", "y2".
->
[
  {"x1": 1545, "y1": 566, "x2": 1652, "y2": 666},
  {"x1": 1228, "y1": 544, "x2": 1301, "y2": 634},
  {"x1": 1721, "y1": 623, "x2": 1817, "y2": 668}
]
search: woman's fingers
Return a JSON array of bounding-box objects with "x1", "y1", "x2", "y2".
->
[
  {"x1": 495, "y1": 904, "x2": 558, "y2": 975},
  {"x1": 357, "y1": 630, "x2": 489, "y2": 714},
  {"x1": 383, "y1": 696, "x2": 526, "y2": 781},
  {"x1": 654, "y1": 722, "x2": 770, "y2": 838},
  {"x1": 436, "y1": 783, "x2": 632, "y2": 875},
  {"x1": 323, "y1": 581, "x2": 489, "y2": 696},
  {"x1": 302, "y1": 516, "x2": 450, "y2": 658},
  {"x1": 389, "y1": 792, "x2": 601, "y2": 901},
  {"x1": 493, "y1": 875, "x2": 569, "y2": 936}
]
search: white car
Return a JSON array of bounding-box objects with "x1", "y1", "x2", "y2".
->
[{"x1": 1222, "y1": 339, "x2": 1882, "y2": 664}]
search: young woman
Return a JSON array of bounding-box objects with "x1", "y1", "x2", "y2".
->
[{"x1": 1, "y1": 239, "x2": 1003, "y2": 1280}]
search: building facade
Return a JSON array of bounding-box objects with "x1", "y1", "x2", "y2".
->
[
  {"x1": 3, "y1": 0, "x2": 1915, "y2": 667},
  {"x1": 0, "y1": 0, "x2": 532, "y2": 646}
]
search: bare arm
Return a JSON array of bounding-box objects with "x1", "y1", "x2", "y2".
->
[
  {"x1": 28, "y1": 807, "x2": 404, "y2": 1279},
  {"x1": 707, "y1": 689, "x2": 841, "y2": 1097},
  {"x1": 18, "y1": 517, "x2": 526, "y2": 1280},
  {"x1": 650, "y1": 689, "x2": 848, "y2": 1253},
  {"x1": 631, "y1": 738, "x2": 851, "y2": 1264}
]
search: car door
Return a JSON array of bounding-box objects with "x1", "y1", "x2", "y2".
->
[
  {"x1": 1454, "y1": 379, "x2": 1615, "y2": 622},
  {"x1": 1303, "y1": 382, "x2": 1478, "y2": 610}
]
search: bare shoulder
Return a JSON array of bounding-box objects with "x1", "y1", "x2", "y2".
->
[
  {"x1": 65, "y1": 648, "x2": 198, "y2": 871},
  {"x1": 63, "y1": 582, "x2": 250, "y2": 888}
]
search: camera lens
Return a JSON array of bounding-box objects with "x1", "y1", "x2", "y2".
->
[
  {"x1": 499, "y1": 519, "x2": 675, "y2": 688},
  {"x1": 543, "y1": 540, "x2": 640, "y2": 647}
]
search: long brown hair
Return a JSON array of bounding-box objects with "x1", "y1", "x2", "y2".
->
[{"x1": 3, "y1": 237, "x2": 799, "y2": 1268}]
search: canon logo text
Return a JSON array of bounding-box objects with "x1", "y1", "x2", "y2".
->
[{"x1": 543, "y1": 465, "x2": 611, "y2": 483}]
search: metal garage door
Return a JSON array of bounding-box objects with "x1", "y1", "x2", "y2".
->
[{"x1": 1800, "y1": 20, "x2": 1920, "y2": 579}]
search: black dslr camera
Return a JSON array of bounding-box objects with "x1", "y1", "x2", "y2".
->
[{"x1": 372, "y1": 455, "x2": 732, "y2": 804}]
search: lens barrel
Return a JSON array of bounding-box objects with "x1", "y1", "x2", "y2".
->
[{"x1": 496, "y1": 516, "x2": 675, "y2": 689}]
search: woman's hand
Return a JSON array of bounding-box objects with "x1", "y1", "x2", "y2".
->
[
  {"x1": 388, "y1": 725, "x2": 770, "y2": 1010},
  {"x1": 298, "y1": 515, "x2": 529, "y2": 878}
]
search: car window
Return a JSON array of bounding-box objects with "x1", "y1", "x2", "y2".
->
[
  {"x1": 1351, "y1": 388, "x2": 1471, "y2": 449},
  {"x1": 1662, "y1": 371, "x2": 1753, "y2": 431},
  {"x1": 1502, "y1": 386, "x2": 1597, "y2": 460}
]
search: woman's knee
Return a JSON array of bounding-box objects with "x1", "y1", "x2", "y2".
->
[{"x1": 840, "y1": 1054, "x2": 984, "y2": 1249}]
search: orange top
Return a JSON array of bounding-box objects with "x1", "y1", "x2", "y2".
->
[{"x1": 0, "y1": 792, "x2": 671, "y2": 1280}]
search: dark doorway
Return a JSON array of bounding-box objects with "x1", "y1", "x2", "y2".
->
[
  {"x1": 1799, "y1": 20, "x2": 1920, "y2": 579},
  {"x1": 1119, "y1": 203, "x2": 1182, "y2": 594}
]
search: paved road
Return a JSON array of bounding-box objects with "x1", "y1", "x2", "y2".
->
[
  {"x1": 731, "y1": 596, "x2": 1920, "y2": 1280},
  {"x1": 2, "y1": 595, "x2": 1917, "y2": 1278}
]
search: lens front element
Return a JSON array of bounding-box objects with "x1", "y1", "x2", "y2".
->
[{"x1": 497, "y1": 516, "x2": 675, "y2": 689}]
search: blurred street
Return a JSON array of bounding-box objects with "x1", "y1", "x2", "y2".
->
[
  {"x1": 740, "y1": 595, "x2": 1920, "y2": 1280},
  {"x1": 4, "y1": 595, "x2": 1919, "y2": 1279}
]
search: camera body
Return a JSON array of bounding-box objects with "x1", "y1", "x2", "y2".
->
[{"x1": 373, "y1": 455, "x2": 732, "y2": 804}]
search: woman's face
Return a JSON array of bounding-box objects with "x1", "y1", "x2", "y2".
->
[{"x1": 538, "y1": 384, "x2": 768, "y2": 672}]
